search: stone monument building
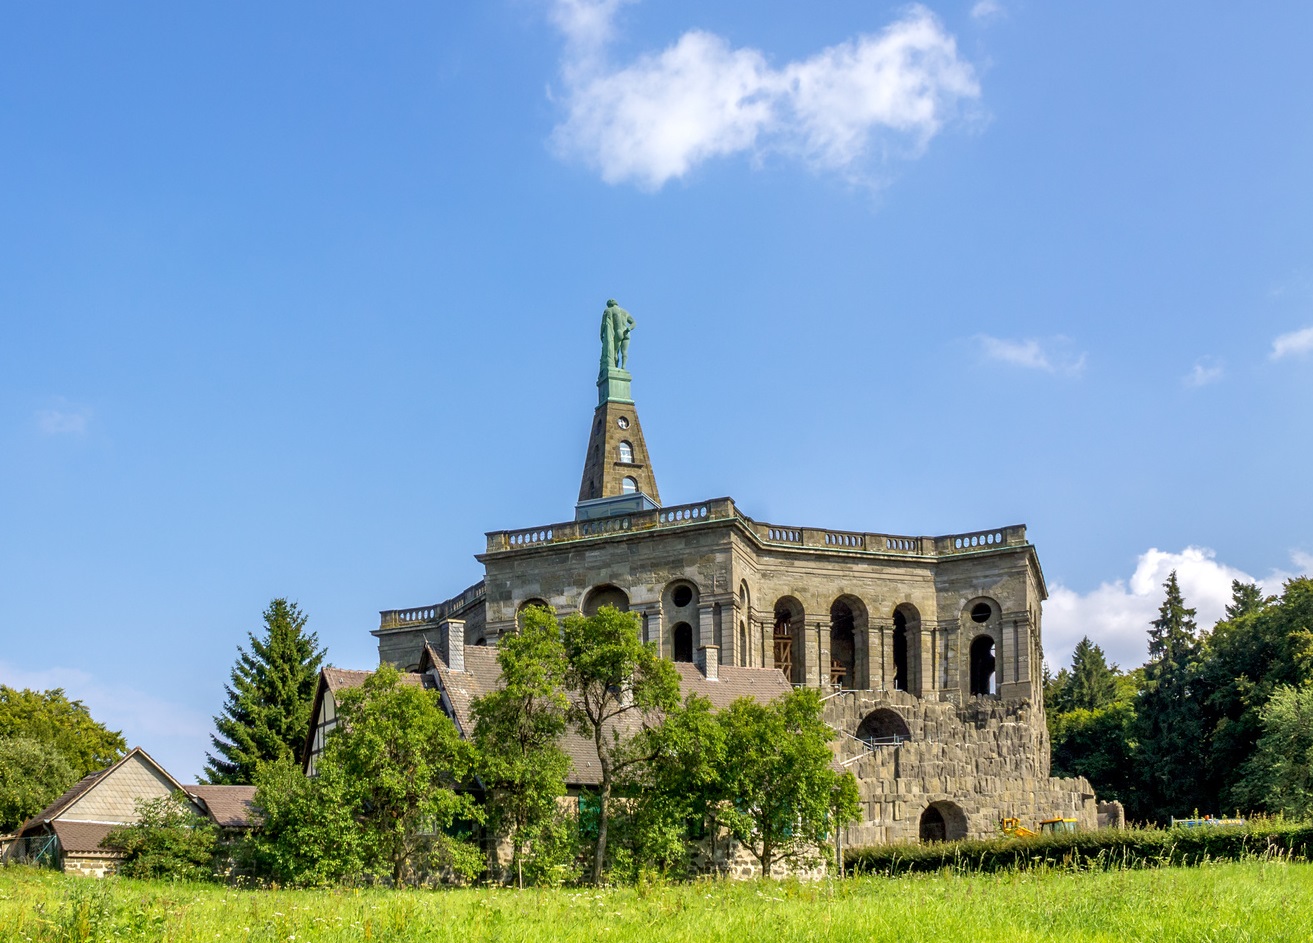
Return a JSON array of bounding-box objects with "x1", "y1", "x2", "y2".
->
[{"x1": 370, "y1": 301, "x2": 1099, "y2": 845}]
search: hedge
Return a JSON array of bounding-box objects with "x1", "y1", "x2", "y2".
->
[{"x1": 845, "y1": 822, "x2": 1313, "y2": 875}]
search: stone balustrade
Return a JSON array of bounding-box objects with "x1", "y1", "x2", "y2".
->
[
  {"x1": 482, "y1": 498, "x2": 1027, "y2": 560},
  {"x1": 378, "y1": 581, "x2": 486, "y2": 630}
]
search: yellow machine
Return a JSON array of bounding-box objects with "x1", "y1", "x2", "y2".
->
[
  {"x1": 1038, "y1": 817, "x2": 1079, "y2": 834},
  {"x1": 1000, "y1": 817, "x2": 1037, "y2": 838}
]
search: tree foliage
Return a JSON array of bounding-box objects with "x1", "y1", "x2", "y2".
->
[
  {"x1": 1236, "y1": 683, "x2": 1313, "y2": 819},
  {"x1": 0, "y1": 737, "x2": 77, "y2": 832},
  {"x1": 103, "y1": 793, "x2": 218, "y2": 882},
  {"x1": 0, "y1": 686, "x2": 125, "y2": 778},
  {"x1": 206, "y1": 599, "x2": 325, "y2": 785},
  {"x1": 472, "y1": 605, "x2": 571, "y2": 886},
  {"x1": 249, "y1": 665, "x2": 482, "y2": 886},
  {"x1": 1133, "y1": 570, "x2": 1208, "y2": 820},
  {"x1": 561, "y1": 605, "x2": 681, "y2": 884},
  {"x1": 717, "y1": 688, "x2": 858, "y2": 877}
]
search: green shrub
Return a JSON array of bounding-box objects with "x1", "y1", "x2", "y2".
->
[
  {"x1": 845, "y1": 820, "x2": 1313, "y2": 875},
  {"x1": 102, "y1": 792, "x2": 219, "y2": 881}
]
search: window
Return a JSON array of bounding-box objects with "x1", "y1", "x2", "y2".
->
[
  {"x1": 672, "y1": 585, "x2": 693, "y2": 608},
  {"x1": 616, "y1": 416, "x2": 629, "y2": 429},
  {"x1": 971, "y1": 602, "x2": 992, "y2": 624},
  {"x1": 672, "y1": 623, "x2": 693, "y2": 662},
  {"x1": 618, "y1": 440, "x2": 634, "y2": 463},
  {"x1": 621, "y1": 476, "x2": 638, "y2": 494}
]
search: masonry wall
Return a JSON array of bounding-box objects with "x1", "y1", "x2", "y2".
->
[{"x1": 826, "y1": 691, "x2": 1097, "y2": 845}]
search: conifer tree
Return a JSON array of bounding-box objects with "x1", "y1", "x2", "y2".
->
[
  {"x1": 1134, "y1": 571, "x2": 1207, "y2": 820},
  {"x1": 1067, "y1": 636, "x2": 1120, "y2": 712},
  {"x1": 205, "y1": 599, "x2": 325, "y2": 785}
]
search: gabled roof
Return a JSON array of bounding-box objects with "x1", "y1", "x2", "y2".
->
[
  {"x1": 302, "y1": 666, "x2": 425, "y2": 764},
  {"x1": 185, "y1": 785, "x2": 258, "y2": 829},
  {"x1": 50, "y1": 821, "x2": 119, "y2": 856},
  {"x1": 17, "y1": 746, "x2": 189, "y2": 836}
]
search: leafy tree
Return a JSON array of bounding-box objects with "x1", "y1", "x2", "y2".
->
[
  {"x1": 246, "y1": 755, "x2": 364, "y2": 886},
  {"x1": 1134, "y1": 571, "x2": 1208, "y2": 821},
  {"x1": 103, "y1": 792, "x2": 218, "y2": 881},
  {"x1": 0, "y1": 686, "x2": 126, "y2": 777},
  {"x1": 717, "y1": 688, "x2": 857, "y2": 878},
  {"x1": 623, "y1": 692, "x2": 728, "y2": 878},
  {"x1": 472, "y1": 605, "x2": 570, "y2": 886},
  {"x1": 561, "y1": 605, "x2": 681, "y2": 884},
  {"x1": 0, "y1": 737, "x2": 77, "y2": 832},
  {"x1": 334, "y1": 665, "x2": 483, "y2": 883},
  {"x1": 1203, "y1": 578, "x2": 1313, "y2": 810},
  {"x1": 206, "y1": 599, "x2": 325, "y2": 785},
  {"x1": 1235, "y1": 683, "x2": 1313, "y2": 819},
  {"x1": 248, "y1": 666, "x2": 483, "y2": 885},
  {"x1": 1049, "y1": 704, "x2": 1138, "y2": 806}
]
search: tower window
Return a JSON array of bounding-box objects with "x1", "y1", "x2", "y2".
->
[
  {"x1": 618, "y1": 440, "x2": 634, "y2": 463},
  {"x1": 616, "y1": 416, "x2": 630, "y2": 429},
  {"x1": 621, "y1": 476, "x2": 638, "y2": 494}
]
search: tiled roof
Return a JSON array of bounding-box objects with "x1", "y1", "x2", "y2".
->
[
  {"x1": 185, "y1": 785, "x2": 258, "y2": 829},
  {"x1": 50, "y1": 821, "x2": 120, "y2": 856},
  {"x1": 673, "y1": 662, "x2": 794, "y2": 709}
]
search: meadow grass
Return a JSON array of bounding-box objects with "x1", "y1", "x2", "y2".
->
[{"x1": 2, "y1": 861, "x2": 1311, "y2": 942}]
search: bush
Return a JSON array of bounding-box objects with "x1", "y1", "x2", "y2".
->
[
  {"x1": 845, "y1": 821, "x2": 1313, "y2": 875},
  {"x1": 102, "y1": 793, "x2": 219, "y2": 881}
]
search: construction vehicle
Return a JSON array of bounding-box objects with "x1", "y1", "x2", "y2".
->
[
  {"x1": 1038, "y1": 816, "x2": 1078, "y2": 834},
  {"x1": 1000, "y1": 817, "x2": 1037, "y2": 838}
]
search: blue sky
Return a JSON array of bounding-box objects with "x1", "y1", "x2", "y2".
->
[{"x1": 2, "y1": 1, "x2": 1310, "y2": 781}]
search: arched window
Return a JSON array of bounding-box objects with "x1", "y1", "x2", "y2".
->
[
  {"x1": 920, "y1": 801, "x2": 967, "y2": 842},
  {"x1": 893, "y1": 609, "x2": 909, "y2": 692},
  {"x1": 621, "y1": 476, "x2": 638, "y2": 494},
  {"x1": 583, "y1": 585, "x2": 629, "y2": 616},
  {"x1": 830, "y1": 600, "x2": 856, "y2": 688},
  {"x1": 618, "y1": 440, "x2": 634, "y2": 463},
  {"x1": 970, "y1": 635, "x2": 996, "y2": 696},
  {"x1": 672, "y1": 623, "x2": 693, "y2": 662},
  {"x1": 856, "y1": 708, "x2": 911, "y2": 745}
]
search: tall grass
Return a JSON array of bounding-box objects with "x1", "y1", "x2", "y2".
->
[{"x1": 3, "y1": 860, "x2": 1313, "y2": 942}]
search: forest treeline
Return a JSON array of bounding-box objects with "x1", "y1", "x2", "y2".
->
[{"x1": 1045, "y1": 573, "x2": 1313, "y2": 824}]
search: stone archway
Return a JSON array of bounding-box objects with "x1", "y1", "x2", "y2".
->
[{"x1": 919, "y1": 801, "x2": 968, "y2": 843}]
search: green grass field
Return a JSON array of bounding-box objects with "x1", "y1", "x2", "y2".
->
[{"x1": 2, "y1": 862, "x2": 1310, "y2": 942}]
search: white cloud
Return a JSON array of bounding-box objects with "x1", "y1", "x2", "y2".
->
[
  {"x1": 548, "y1": 3, "x2": 980, "y2": 189},
  {"x1": 1183, "y1": 357, "x2": 1224, "y2": 388},
  {"x1": 36, "y1": 399, "x2": 92, "y2": 436},
  {"x1": 1044, "y1": 547, "x2": 1312, "y2": 673},
  {"x1": 971, "y1": 1, "x2": 1003, "y2": 21},
  {"x1": 976, "y1": 335, "x2": 1086, "y2": 375},
  {"x1": 0, "y1": 661, "x2": 211, "y2": 782},
  {"x1": 1270, "y1": 325, "x2": 1313, "y2": 360}
]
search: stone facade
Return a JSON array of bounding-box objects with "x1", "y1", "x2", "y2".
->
[{"x1": 369, "y1": 331, "x2": 1100, "y2": 845}]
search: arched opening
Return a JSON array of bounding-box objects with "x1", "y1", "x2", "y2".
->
[
  {"x1": 662, "y1": 581, "x2": 700, "y2": 661},
  {"x1": 517, "y1": 598, "x2": 551, "y2": 630},
  {"x1": 621, "y1": 476, "x2": 638, "y2": 494},
  {"x1": 919, "y1": 802, "x2": 967, "y2": 843},
  {"x1": 970, "y1": 635, "x2": 996, "y2": 696},
  {"x1": 856, "y1": 708, "x2": 911, "y2": 745},
  {"x1": 583, "y1": 585, "x2": 629, "y2": 617},
  {"x1": 773, "y1": 597, "x2": 804, "y2": 684},
  {"x1": 672, "y1": 622, "x2": 693, "y2": 662},
  {"x1": 829, "y1": 600, "x2": 856, "y2": 688},
  {"x1": 618, "y1": 440, "x2": 634, "y2": 463},
  {"x1": 739, "y1": 620, "x2": 747, "y2": 667},
  {"x1": 473, "y1": 637, "x2": 488, "y2": 647},
  {"x1": 893, "y1": 610, "x2": 909, "y2": 692}
]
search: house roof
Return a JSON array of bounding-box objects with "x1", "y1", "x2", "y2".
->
[
  {"x1": 302, "y1": 666, "x2": 425, "y2": 762},
  {"x1": 50, "y1": 821, "x2": 120, "y2": 857},
  {"x1": 185, "y1": 785, "x2": 258, "y2": 829},
  {"x1": 17, "y1": 746, "x2": 189, "y2": 836}
]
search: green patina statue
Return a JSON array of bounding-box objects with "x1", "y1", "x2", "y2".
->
[{"x1": 600, "y1": 299, "x2": 636, "y2": 373}]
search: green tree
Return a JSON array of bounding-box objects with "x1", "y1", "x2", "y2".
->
[
  {"x1": 246, "y1": 755, "x2": 365, "y2": 886},
  {"x1": 1235, "y1": 683, "x2": 1313, "y2": 819},
  {"x1": 1203, "y1": 578, "x2": 1313, "y2": 810},
  {"x1": 103, "y1": 792, "x2": 218, "y2": 882},
  {"x1": 0, "y1": 687, "x2": 126, "y2": 778},
  {"x1": 0, "y1": 737, "x2": 77, "y2": 832},
  {"x1": 624, "y1": 692, "x2": 728, "y2": 878},
  {"x1": 1065, "y1": 637, "x2": 1120, "y2": 712},
  {"x1": 334, "y1": 665, "x2": 483, "y2": 883},
  {"x1": 717, "y1": 688, "x2": 857, "y2": 878},
  {"x1": 206, "y1": 599, "x2": 325, "y2": 785},
  {"x1": 1134, "y1": 571, "x2": 1208, "y2": 821},
  {"x1": 561, "y1": 605, "x2": 681, "y2": 885},
  {"x1": 472, "y1": 605, "x2": 570, "y2": 887}
]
